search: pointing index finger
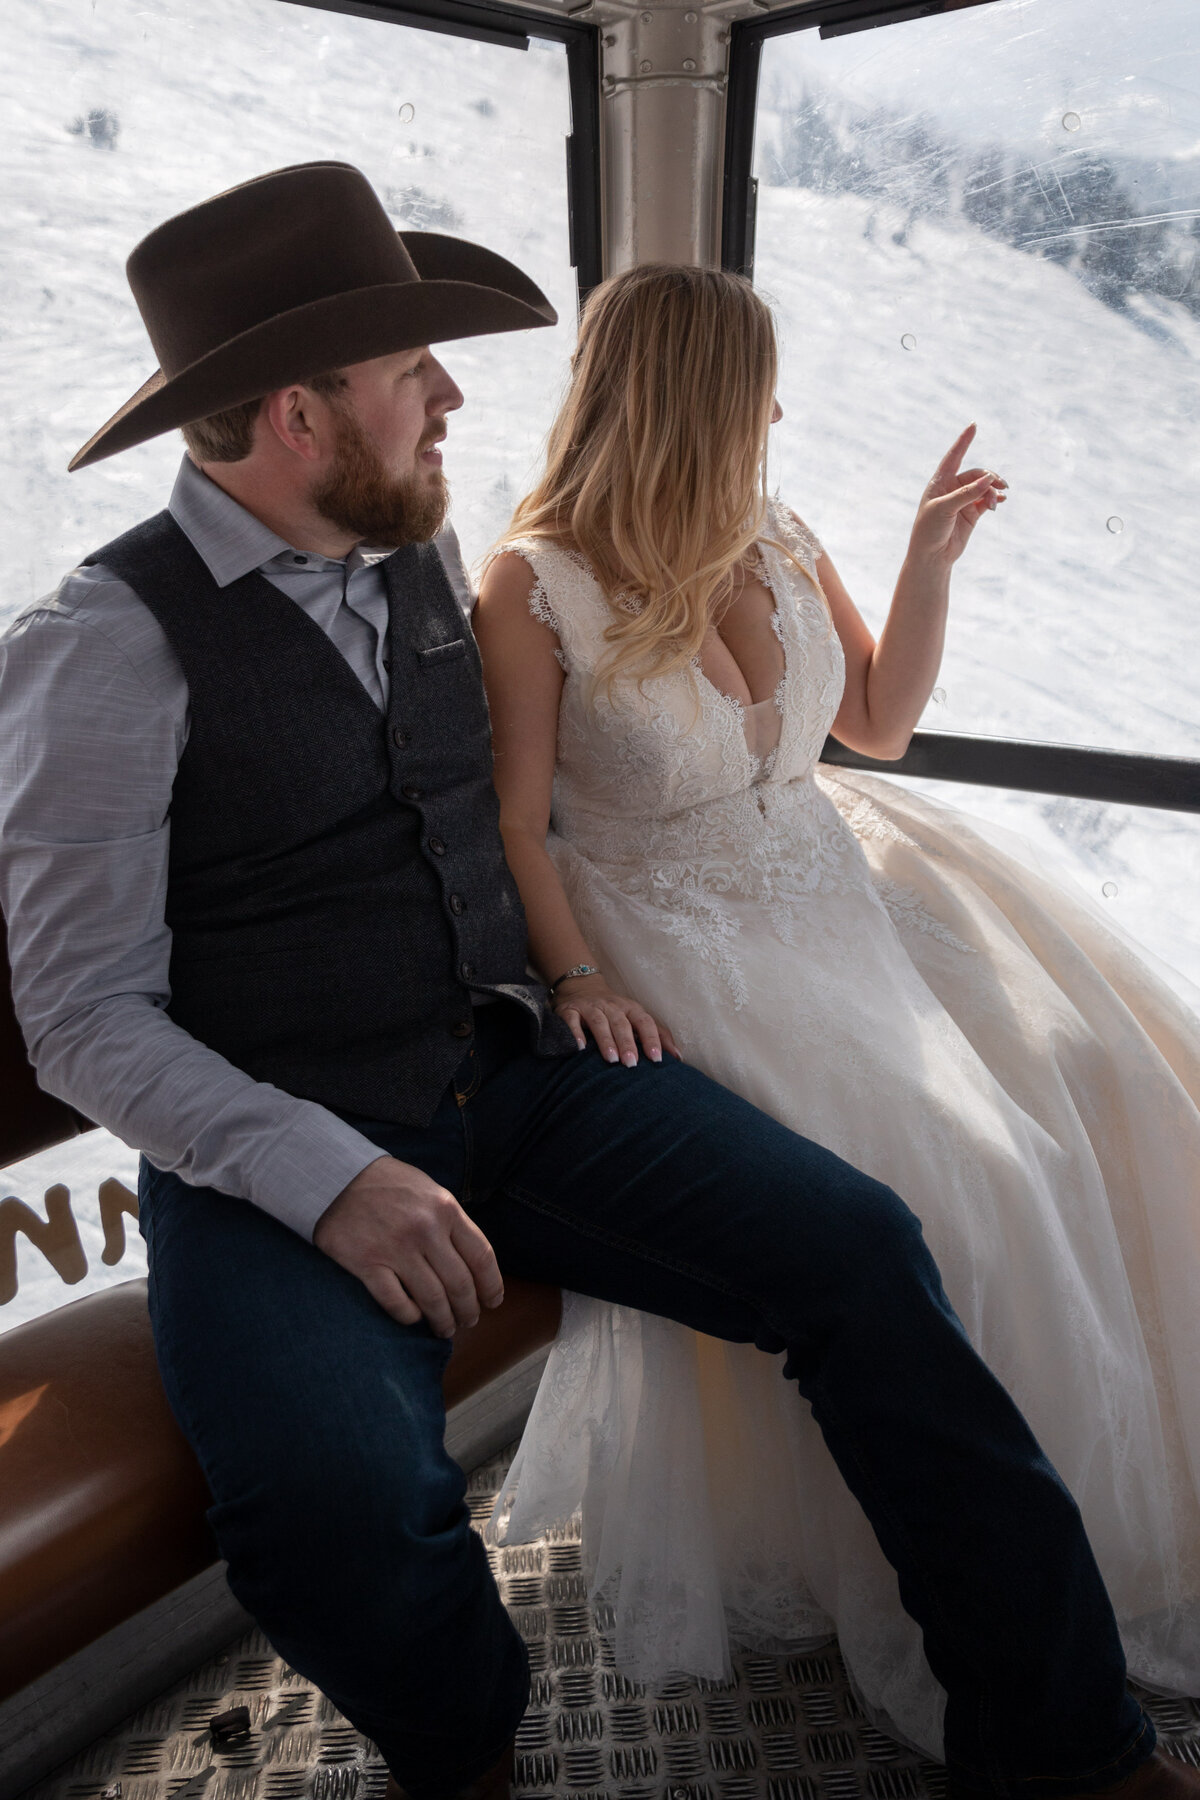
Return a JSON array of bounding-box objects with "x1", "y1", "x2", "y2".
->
[{"x1": 935, "y1": 423, "x2": 977, "y2": 482}]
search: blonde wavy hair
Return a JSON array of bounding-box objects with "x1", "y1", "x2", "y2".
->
[{"x1": 499, "y1": 263, "x2": 797, "y2": 692}]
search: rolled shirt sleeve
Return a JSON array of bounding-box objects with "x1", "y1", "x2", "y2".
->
[{"x1": 0, "y1": 585, "x2": 384, "y2": 1241}]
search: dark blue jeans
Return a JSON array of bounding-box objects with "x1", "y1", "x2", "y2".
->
[{"x1": 139, "y1": 1003, "x2": 1152, "y2": 1800}]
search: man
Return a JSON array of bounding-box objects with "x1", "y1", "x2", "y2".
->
[{"x1": 0, "y1": 162, "x2": 1190, "y2": 1800}]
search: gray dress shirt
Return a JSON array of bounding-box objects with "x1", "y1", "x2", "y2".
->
[{"x1": 0, "y1": 457, "x2": 476, "y2": 1241}]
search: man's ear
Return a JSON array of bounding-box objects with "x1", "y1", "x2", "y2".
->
[{"x1": 262, "y1": 385, "x2": 327, "y2": 463}]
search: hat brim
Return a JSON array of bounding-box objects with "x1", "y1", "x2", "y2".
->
[{"x1": 69, "y1": 233, "x2": 557, "y2": 471}]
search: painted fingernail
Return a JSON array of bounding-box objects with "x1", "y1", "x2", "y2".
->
[
  {"x1": 606, "y1": 1048, "x2": 619, "y2": 1063},
  {"x1": 623, "y1": 1051, "x2": 637, "y2": 1067},
  {"x1": 575, "y1": 1037, "x2": 586, "y2": 1050},
  {"x1": 650, "y1": 1048, "x2": 662, "y2": 1063}
]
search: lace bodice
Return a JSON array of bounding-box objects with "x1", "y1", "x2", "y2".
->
[
  {"x1": 504, "y1": 502, "x2": 973, "y2": 1003},
  {"x1": 508, "y1": 499, "x2": 851, "y2": 863}
]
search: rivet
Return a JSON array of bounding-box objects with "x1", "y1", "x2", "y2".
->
[
  {"x1": 640, "y1": 9, "x2": 652, "y2": 19},
  {"x1": 682, "y1": 56, "x2": 696, "y2": 69},
  {"x1": 640, "y1": 58, "x2": 652, "y2": 71},
  {"x1": 684, "y1": 7, "x2": 697, "y2": 17},
  {"x1": 604, "y1": 31, "x2": 617, "y2": 43}
]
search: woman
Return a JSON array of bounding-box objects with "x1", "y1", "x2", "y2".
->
[{"x1": 472, "y1": 264, "x2": 1200, "y2": 1754}]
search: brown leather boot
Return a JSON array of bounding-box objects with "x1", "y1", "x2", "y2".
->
[
  {"x1": 383, "y1": 1738, "x2": 514, "y2": 1800},
  {"x1": 1060, "y1": 1752, "x2": 1200, "y2": 1800}
]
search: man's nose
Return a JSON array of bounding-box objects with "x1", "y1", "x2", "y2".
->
[{"x1": 429, "y1": 358, "x2": 464, "y2": 415}]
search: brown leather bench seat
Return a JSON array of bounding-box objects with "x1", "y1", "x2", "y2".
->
[{"x1": 0, "y1": 1273, "x2": 561, "y2": 1704}]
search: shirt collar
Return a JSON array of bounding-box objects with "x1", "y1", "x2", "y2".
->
[
  {"x1": 168, "y1": 457, "x2": 296, "y2": 588},
  {"x1": 166, "y1": 456, "x2": 393, "y2": 588}
]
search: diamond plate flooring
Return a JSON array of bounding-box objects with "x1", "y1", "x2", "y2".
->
[{"x1": 24, "y1": 1444, "x2": 1200, "y2": 1800}]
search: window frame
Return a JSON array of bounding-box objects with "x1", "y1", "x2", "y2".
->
[{"x1": 720, "y1": 0, "x2": 1200, "y2": 812}]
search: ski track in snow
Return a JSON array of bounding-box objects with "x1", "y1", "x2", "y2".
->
[{"x1": 2, "y1": 0, "x2": 1196, "y2": 1328}]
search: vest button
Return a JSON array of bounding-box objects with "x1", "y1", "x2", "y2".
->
[
  {"x1": 449, "y1": 893, "x2": 465, "y2": 915},
  {"x1": 402, "y1": 784, "x2": 421, "y2": 800},
  {"x1": 392, "y1": 726, "x2": 409, "y2": 747},
  {"x1": 429, "y1": 836, "x2": 446, "y2": 856},
  {"x1": 460, "y1": 962, "x2": 475, "y2": 981},
  {"x1": 451, "y1": 1020, "x2": 473, "y2": 1038}
]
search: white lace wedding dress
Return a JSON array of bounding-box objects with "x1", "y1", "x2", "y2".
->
[{"x1": 487, "y1": 503, "x2": 1200, "y2": 1755}]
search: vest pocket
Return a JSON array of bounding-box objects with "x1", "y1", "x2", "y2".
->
[{"x1": 417, "y1": 638, "x2": 467, "y2": 666}]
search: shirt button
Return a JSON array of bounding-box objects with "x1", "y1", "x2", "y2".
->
[
  {"x1": 449, "y1": 894, "x2": 465, "y2": 915},
  {"x1": 460, "y1": 962, "x2": 475, "y2": 981},
  {"x1": 292, "y1": 554, "x2": 308, "y2": 565},
  {"x1": 429, "y1": 836, "x2": 446, "y2": 856},
  {"x1": 402, "y1": 784, "x2": 421, "y2": 801},
  {"x1": 392, "y1": 726, "x2": 409, "y2": 748},
  {"x1": 450, "y1": 1020, "x2": 473, "y2": 1038}
]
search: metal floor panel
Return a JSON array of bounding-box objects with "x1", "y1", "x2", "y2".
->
[{"x1": 23, "y1": 1444, "x2": 1200, "y2": 1800}]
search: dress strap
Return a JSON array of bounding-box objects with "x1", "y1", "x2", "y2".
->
[
  {"x1": 764, "y1": 498, "x2": 824, "y2": 578},
  {"x1": 490, "y1": 537, "x2": 611, "y2": 676}
]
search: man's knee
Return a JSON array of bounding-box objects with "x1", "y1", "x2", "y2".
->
[
  {"x1": 765, "y1": 1160, "x2": 935, "y2": 1313},
  {"x1": 211, "y1": 1429, "x2": 480, "y2": 1648}
]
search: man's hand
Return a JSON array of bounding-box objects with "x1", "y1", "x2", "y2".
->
[{"x1": 313, "y1": 1155, "x2": 504, "y2": 1337}]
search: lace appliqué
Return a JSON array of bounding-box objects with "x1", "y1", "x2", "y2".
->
[
  {"x1": 524, "y1": 569, "x2": 569, "y2": 671},
  {"x1": 765, "y1": 502, "x2": 824, "y2": 578},
  {"x1": 820, "y1": 777, "x2": 975, "y2": 955},
  {"x1": 830, "y1": 783, "x2": 928, "y2": 854},
  {"x1": 872, "y1": 877, "x2": 976, "y2": 955}
]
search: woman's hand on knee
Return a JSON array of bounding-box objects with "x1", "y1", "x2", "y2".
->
[
  {"x1": 553, "y1": 980, "x2": 681, "y2": 1066},
  {"x1": 313, "y1": 1155, "x2": 504, "y2": 1338}
]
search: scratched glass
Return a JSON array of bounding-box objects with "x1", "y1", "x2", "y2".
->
[
  {"x1": 751, "y1": 0, "x2": 1200, "y2": 1000},
  {"x1": 0, "y1": 0, "x2": 574, "y2": 1327},
  {"x1": 754, "y1": 0, "x2": 1200, "y2": 761}
]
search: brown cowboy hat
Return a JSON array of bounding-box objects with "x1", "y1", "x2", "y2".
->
[{"x1": 69, "y1": 160, "x2": 558, "y2": 471}]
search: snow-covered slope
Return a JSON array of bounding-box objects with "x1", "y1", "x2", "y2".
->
[{"x1": 2, "y1": 0, "x2": 1196, "y2": 1329}]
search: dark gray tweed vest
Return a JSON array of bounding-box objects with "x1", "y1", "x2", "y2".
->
[{"x1": 85, "y1": 512, "x2": 574, "y2": 1123}]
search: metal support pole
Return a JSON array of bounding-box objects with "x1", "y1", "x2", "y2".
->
[{"x1": 597, "y1": 3, "x2": 732, "y2": 271}]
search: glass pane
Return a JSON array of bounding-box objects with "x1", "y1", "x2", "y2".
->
[
  {"x1": 1, "y1": 0, "x2": 577, "y2": 1330},
  {"x1": 754, "y1": 0, "x2": 1200, "y2": 761}
]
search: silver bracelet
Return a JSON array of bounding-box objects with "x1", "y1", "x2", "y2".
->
[{"x1": 549, "y1": 963, "x2": 604, "y2": 997}]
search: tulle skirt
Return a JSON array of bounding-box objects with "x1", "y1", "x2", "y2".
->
[{"x1": 488, "y1": 772, "x2": 1200, "y2": 1757}]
